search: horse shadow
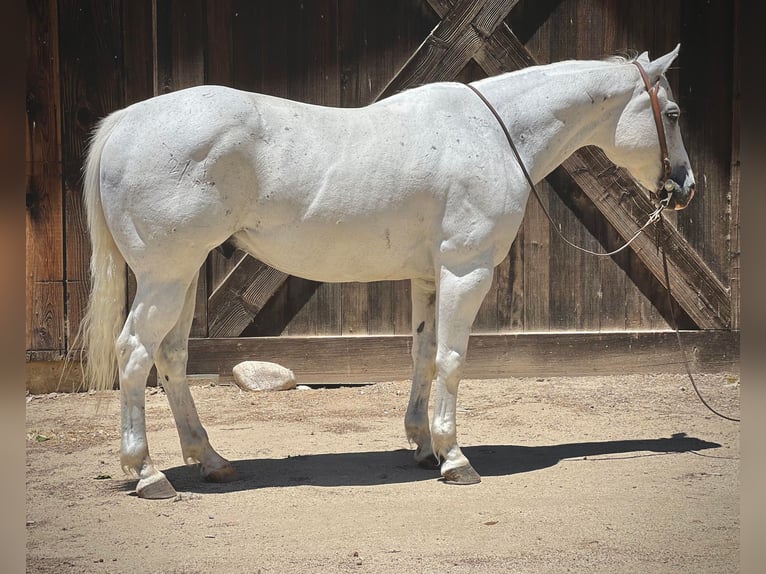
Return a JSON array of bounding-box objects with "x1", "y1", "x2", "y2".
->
[{"x1": 124, "y1": 432, "x2": 721, "y2": 495}]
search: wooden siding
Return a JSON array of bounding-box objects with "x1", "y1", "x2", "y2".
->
[{"x1": 26, "y1": 1, "x2": 738, "y2": 370}]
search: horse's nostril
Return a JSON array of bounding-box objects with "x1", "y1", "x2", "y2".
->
[{"x1": 673, "y1": 183, "x2": 695, "y2": 210}]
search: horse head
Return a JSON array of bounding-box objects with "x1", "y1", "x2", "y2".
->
[{"x1": 605, "y1": 45, "x2": 695, "y2": 210}]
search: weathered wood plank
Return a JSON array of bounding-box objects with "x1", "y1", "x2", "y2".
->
[
  {"x1": 122, "y1": 0, "x2": 156, "y2": 330},
  {"x1": 64, "y1": 280, "x2": 88, "y2": 350},
  {"x1": 26, "y1": 359, "x2": 85, "y2": 394},
  {"x1": 338, "y1": 0, "x2": 439, "y2": 106},
  {"x1": 236, "y1": 0, "x2": 438, "y2": 337},
  {"x1": 28, "y1": 328, "x2": 739, "y2": 392},
  {"x1": 392, "y1": 279, "x2": 412, "y2": 335},
  {"x1": 341, "y1": 283, "x2": 369, "y2": 336},
  {"x1": 312, "y1": 282, "x2": 342, "y2": 336},
  {"x1": 211, "y1": 0, "x2": 344, "y2": 338},
  {"x1": 497, "y1": 234, "x2": 524, "y2": 331},
  {"x1": 205, "y1": 0, "x2": 234, "y2": 87},
  {"x1": 512, "y1": 19, "x2": 550, "y2": 332},
  {"x1": 26, "y1": 0, "x2": 63, "y2": 282},
  {"x1": 26, "y1": 0, "x2": 64, "y2": 350},
  {"x1": 727, "y1": 0, "x2": 741, "y2": 331},
  {"x1": 378, "y1": 0, "x2": 519, "y2": 100},
  {"x1": 208, "y1": 257, "x2": 290, "y2": 338},
  {"x1": 210, "y1": 1, "x2": 286, "y2": 329},
  {"x1": 595, "y1": 0, "x2": 654, "y2": 330},
  {"x1": 26, "y1": 282, "x2": 65, "y2": 352},
  {"x1": 184, "y1": 331, "x2": 739, "y2": 383},
  {"x1": 122, "y1": 0, "x2": 153, "y2": 105},
  {"x1": 155, "y1": 0, "x2": 205, "y2": 93},
  {"x1": 677, "y1": 0, "x2": 734, "y2": 283}
]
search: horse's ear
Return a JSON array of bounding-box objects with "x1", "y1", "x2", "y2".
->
[
  {"x1": 644, "y1": 44, "x2": 680, "y2": 83},
  {"x1": 636, "y1": 51, "x2": 651, "y2": 65}
]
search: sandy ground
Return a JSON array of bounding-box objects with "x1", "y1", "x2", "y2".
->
[{"x1": 26, "y1": 373, "x2": 740, "y2": 574}]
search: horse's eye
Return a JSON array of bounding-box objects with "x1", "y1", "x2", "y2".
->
[{"x1": 665, "y1": 109, "x2": 680, "y2": 123}]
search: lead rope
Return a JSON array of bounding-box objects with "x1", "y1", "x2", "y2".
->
[
  {"x1": 659, "y1": 223, "x2": 740, "y2": 422},
  {"x1": 465, "y1": 82, "x2": 739, "y2": 423}
]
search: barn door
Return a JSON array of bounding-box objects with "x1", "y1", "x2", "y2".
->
[{"x1": 207, "y1": 0, "x2": 733, "y2": 338}]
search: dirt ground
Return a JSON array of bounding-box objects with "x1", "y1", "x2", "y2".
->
[{"x1": 26, "y1": 372, "x2": 740, "y2": 574}]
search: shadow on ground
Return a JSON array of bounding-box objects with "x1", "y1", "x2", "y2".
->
[{"x1": 119, "y1": 432, "x2": 721, "y2": 494}]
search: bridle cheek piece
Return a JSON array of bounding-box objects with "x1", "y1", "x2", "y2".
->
[{"x1": 632, "y1": 61, "x2": 674, "y2": 207}]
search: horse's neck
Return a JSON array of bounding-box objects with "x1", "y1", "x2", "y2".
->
[{"x1": 473, "y1": 62, "x2": 635, "y2": 184}]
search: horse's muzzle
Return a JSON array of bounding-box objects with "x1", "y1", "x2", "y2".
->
[{"x1": 658, "y1": 179, "x2": 695, "y2": 211}]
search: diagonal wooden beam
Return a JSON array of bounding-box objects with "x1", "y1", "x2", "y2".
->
[
  {"x1": 468, "y1": 21, "x2": 730, "y2": 328},
  {"x1": 556, "y1": 149, "x2": 730, "y2": 328},
  {"x1": 377, "y1": 0, "x2": 520, "y2": 100},
  {"x1": 207, "y1": 257, "x2": 288, "y2": 337}
]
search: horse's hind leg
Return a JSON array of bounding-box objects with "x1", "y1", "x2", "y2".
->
[
  {"x1": 405, "y1": 278, "x2": 438, "y2": 468},
  {"x1": 155, "y1": 274, "x2": 237, "y2": 483},
  {"x1": 117, "y1": 276, "x2": 195, "y2": 499},
  {"x1": 431, "y1": 261, "x2": 493, "y2": 485}
]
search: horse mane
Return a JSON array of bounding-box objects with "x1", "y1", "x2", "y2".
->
[{"x1": 603, "y1": 50, "x2": 640, "y2": 65}]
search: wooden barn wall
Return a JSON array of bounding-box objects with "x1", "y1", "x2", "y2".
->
[{"x1": 26, "y1": 0, "x2": 738, "y2": 357}]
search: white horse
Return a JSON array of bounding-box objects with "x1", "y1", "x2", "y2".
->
[{"x1": 82, "y1": 46, "x2": 694, "y2": 498}]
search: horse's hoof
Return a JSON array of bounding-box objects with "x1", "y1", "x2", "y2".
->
[
  {"x1": 441, "y1": 464, "x2": 481, "y2": 485},
  {"x1": 417, "y1": 454, "x2": 440, "y2": 470},
  {"x1": 203, "y1": 462, "x2": 238, "y2": 483},
  {"x1": 136, "y1": 472, "x2": 177, "y2": 499}
]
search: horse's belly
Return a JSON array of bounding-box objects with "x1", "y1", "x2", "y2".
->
[{"x1": 232, "y1": 218, "x2": 435, "y2": 283}]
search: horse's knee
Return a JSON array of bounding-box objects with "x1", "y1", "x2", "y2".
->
[{"x1": 435, "y1": 346, "x2": 465, "y2": 389}]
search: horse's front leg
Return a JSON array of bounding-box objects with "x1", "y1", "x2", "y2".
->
[
  {"x1": 431, "y1": 263, "x2": 493, "y2": 484},
  {"x1": 155, "y1": 275, "x2": 237, "y2": 484},
  {"x1": 405, "y1": 278, "x2": 438, "y2": 468}
]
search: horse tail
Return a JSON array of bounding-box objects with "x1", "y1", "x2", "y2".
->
[{"x1": 79, "y1": 109, "x2": 129, "y2": 393}]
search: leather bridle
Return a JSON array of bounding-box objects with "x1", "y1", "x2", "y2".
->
[{"x1": 632, "y1": 60, "x2": 673, "y2": 203}]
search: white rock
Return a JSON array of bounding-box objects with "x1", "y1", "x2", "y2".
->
[{"x1": 232, "y1": 361, "x2": 296, "y2": 392}]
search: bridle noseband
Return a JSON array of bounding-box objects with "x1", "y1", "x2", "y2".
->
[{"x1": 632, "y1": 60, "x2": 673, "y2": 203}]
